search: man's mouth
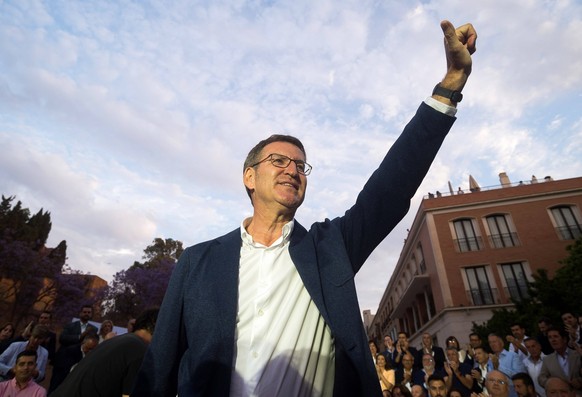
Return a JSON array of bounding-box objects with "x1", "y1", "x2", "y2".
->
[{"x1": 279, "y1": 181, "x2": 298, "y2": 190}]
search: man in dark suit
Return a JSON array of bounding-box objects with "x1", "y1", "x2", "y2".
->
[
  {"x1": 395, "y1": 331, "x2": 420, "y2": 370},
  {"x1": 58, "y1": 305, "x2": 98, "y2": 348},
  {"x1": 396, "y1": 353, "x2": 420, "y2": 391},
  {"x1": 417, "y1": 332, "x2": 446, "y2": 371},
  {"x1": 132, "y1": 20, "x2": 478, "y2": 397},
  {"x1": 414, "y1": 353, "x2": 447, "y2": 393},
  {"x1": 382, "y1": 335, "x2": 397, "y2": 365},
  {"x1": 48, "y1": 333, "x2": 99, "y2": 394}
]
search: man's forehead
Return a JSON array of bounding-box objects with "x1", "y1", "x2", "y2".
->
[
  {"x1": 262, "y1": 141, "x2": 305, "y2": 159},
  {"x1": 429, "y1": 381, "x2": 446, "y2": 388},
  {"x1": 488, "y1": 371, "x2": 508, "y2": 381},
  {"x1": 17, "y1": 356, "x2": 35, "y2": 364}
]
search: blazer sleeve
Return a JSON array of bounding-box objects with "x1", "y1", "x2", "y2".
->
[
  {"x1": 538, "y1": 357, "x2": 551, "y2": 388},
  {"x1": 131, "y1": 248, "x2": 191, "y2": 397},
  {"x1": 338, "y1": 102, "x2": 455, "y2": 272}
]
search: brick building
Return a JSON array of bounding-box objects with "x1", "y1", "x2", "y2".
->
[{"x1": 366, "y1": 173, "x2": 582, "y2": 348}]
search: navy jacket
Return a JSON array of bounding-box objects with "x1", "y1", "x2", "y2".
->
[{"x1": 132, "y1": 103, "x2": 455, "y2": 396}]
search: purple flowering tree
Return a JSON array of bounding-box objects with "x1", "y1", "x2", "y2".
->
[
  {"x1": 0, "y1": 195, "x2": 90, "y2": 329},
  {"x1": 103, "y1": 238, "x2": 183, "y2": 324}
]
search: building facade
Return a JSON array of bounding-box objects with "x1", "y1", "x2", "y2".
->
[{"x1": 367, "y1": 174, "x2": 582, "y2": 348}]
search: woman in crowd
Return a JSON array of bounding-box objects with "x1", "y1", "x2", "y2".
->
[
  {"x1": 377, "y1": 353, "x2": 395, "y2": 397},
  {"x1": 98, "y1": 319, "x2": 116, "y2": 343}
]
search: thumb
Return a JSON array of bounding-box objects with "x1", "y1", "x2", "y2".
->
[{"x1": 440, "y1": 20, "x2": 457, "y2": 45}]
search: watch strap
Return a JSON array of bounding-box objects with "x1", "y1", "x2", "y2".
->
[{"x1": 432, "y1": 83, "x2": 463, "y2": 103}]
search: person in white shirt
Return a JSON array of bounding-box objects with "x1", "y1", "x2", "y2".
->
[
  {"x1": 507, "y1": 323, "x2": 529, "y2": 361},
  {"x1": 523, "y1": 338, "x2": 546, "y2": 397},
  {"x1": 132, "y1": 19, "x2": 478, "y2": 397}
]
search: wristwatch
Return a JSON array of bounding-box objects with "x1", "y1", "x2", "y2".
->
[{"x1": 432, "y1": 83, "x2": 463, "y2": 103}]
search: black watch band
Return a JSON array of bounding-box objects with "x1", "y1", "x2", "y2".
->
[{"x1": 432, "y1": 83, "x2": 463, "y2": 103}]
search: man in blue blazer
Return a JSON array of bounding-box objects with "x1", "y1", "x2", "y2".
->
[
  {"x1": 58, "y1": 305, "x2": 98, "y2": 348},
  {"x1": 133, "y1": 20, "x2": 477, "y2": 397}
]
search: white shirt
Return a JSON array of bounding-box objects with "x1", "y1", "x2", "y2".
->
[
  {"x1": 511, "y1": 335, "x2": 529, "y2": 361},
  {"x1": 230, "y1": 219, "x2": 335, "y2": 397},
  {"x1": 523, "y1": 354, "x2": 546, "y2": 397},
  {"x1": 475, "y1": 362, "x2": 489, "y2": 395}
]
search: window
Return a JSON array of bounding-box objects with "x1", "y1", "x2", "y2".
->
[
  {"x1": 551, "y1": 206, "x2": 582, "y2": 240},
  {"x1": 465, "y1": 266, "x2": 494, "y2": 305},
  {"x1": 501, "y1": 262, "x2": 529, "y2": 301},
  {"x1": 453, "y1": 219, "x2": 482, "y2": 252},
  {"x1": 486, "y1": 214, "x2": 519, "y2": 248}
]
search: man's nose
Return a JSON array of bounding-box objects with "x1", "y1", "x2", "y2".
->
[{"x1": 284, "y1": 160, "x2": 300, "y2": 175}]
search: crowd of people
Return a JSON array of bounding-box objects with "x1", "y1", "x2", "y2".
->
[
  {"x1": 0, "y1": 305, "x2": 158, "y2": 396},
  {"x1": 368, "y1": 314, "x2": 582, "y2": 397},
  {"x1": 1, "y1": 308, "x2": 579, "y2": 396}
]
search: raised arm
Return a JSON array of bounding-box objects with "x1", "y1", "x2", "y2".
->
[{"x1": 337, "y1": 21, "x2": 478, "y2": 271}]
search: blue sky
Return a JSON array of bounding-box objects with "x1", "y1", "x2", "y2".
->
[{"x1": 1, "y1": 0, "x2": 581, "y2": 315}]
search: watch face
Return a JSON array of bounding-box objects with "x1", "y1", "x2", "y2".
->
[{"x1": 451, "y1": 92, "x2": 463, "y2": 102}]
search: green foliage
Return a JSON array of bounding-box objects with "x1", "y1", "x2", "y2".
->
[
  {"x1": 130, "y1": 237, "x2": 184, "y2": 270},
  {"x1": 0, "y1": 195, "x2": 52, "y2": 249},
  {"x1": 472, "y1": 237, "x2": 582, "y2": 339}
]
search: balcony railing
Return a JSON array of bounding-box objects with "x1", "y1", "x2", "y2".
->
[
  {"x1": 504, "y1": 285, "x2": 529, "y2": 301},
  {"x1": 488, "y1": 232, "x2": 520, "y2": 248},
  {"x1": 454, "y1": 236, "x2": 483, "y2": 253},
  {"x1": 465, "y1": 287, "x2": 500, "y2": 306},
  {"x1": 556, "y1": 225, "x2": 582, "y2": 240}
]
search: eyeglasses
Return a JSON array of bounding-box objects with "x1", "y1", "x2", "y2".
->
[
  {"x1": 486, "y1": 379, "x2": 507, "y2": 385},
  {"x1": 250, "y1": 153, "x2": 312, "y2": 176}
]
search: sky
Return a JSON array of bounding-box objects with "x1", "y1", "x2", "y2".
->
[{"x1": 1, "y1": 0, "x2": 581, "y2": 316}]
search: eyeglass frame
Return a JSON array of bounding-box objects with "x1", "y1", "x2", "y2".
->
[{"x1": 249, "y1": 153, "x2": 312, "y2": 176}]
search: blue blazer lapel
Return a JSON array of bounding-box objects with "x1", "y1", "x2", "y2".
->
[{"x1": 209, "y1": 229, "x2": 242, "y2": 331}]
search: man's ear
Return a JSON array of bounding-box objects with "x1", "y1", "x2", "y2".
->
[{"x1": 243, "y1": 167, "x2": 256, "y2": 192}]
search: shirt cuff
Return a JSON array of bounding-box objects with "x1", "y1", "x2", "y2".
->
[{"x1": 424, "y1": 97, "x2": 458, "y2": 117}]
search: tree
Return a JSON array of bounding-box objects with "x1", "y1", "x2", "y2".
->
[
  {"x1": 103, "y1": 238, "x2": 183, "y2": 323},
  {"x1": 139, "y1": 237, "x2": 184, "y2": 268},
  {"x1": 0, "y1": 195, "x2": 90, "y2": 329},
  {"x1": 472, "y1": 237, "x2": 582, "y2": 341}
]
